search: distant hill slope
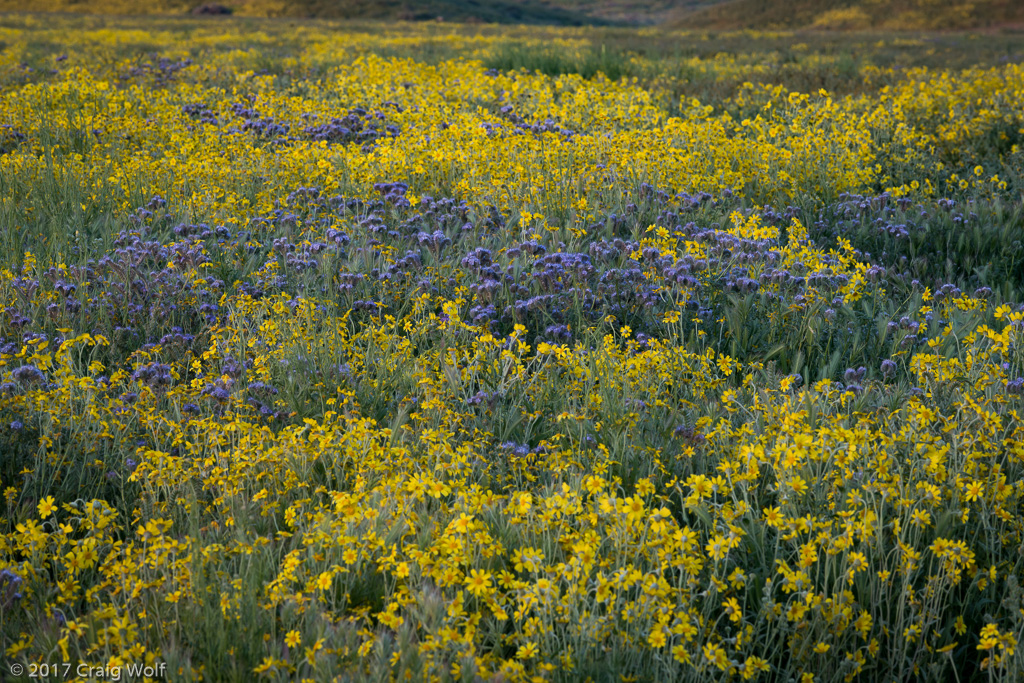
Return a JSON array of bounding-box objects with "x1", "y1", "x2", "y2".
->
[
  {"x1": 262, "y1": 0, "x2": 590, "y2": 23},
  {"x1": 674, "y1": 0, "x2": 1024, "y2": 30},
  {"x1": 3, "y1": 0, "x2": 1021, "y2": 28},
  {"x1": 0, "y1": 0, "x2": 585, "y2": 23},
  {"x1": 0, "y1": 0, "x2": 725, "y2": 25},
  {"x1": 539, "y1": 0, "x2": 722, "y2": 25}
]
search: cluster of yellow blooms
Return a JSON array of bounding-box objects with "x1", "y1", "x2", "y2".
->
[{"x1": 0, "y1": 16, "x2": 1023, "y2": 683}]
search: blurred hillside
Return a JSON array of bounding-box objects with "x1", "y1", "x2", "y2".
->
[
  {"x1": 676, "y1": 0, "x2": 1024, "y2": 30},
  {"x1": 0, "y1": 0, "x2": 719, "y2": 25},
  {"x1": 0, "y1": 0, "x2": 1022, "y2": 28}
]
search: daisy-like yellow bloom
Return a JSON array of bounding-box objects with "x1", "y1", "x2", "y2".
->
[
  {"x1": 723, "y1": 597, "x2": 742, "y2": 623},
  {"x1": 963, "y1": 480, "x2": 984, "y2": 502},
  {"x1": 706, "y1": 535, "x2": 731, "y2": 562},
  {"x1": 517, "y1": 642, "x2": 538, "y2": 660},
  {"x1": 37, "y1": 496, "x2": 57, "y2": 518},
  {"x1": 465, "y1": 569, "x2": 493, "y2": 597},
  {"x1": 647, "y1": 626, "x2": 667, "y2": 648}
]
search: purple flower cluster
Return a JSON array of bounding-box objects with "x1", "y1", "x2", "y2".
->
[
  {"x1": 491, "y1": 106, "x2": 577, "y2": 138},
  {"x1": 0, "y1": 125, "x2": 26, "y2": 155},
  {"x1": 216, "y1": 103, "x2": 402, "y2": 151},
  {"x1": 0, "y1": 569, "x2": 23, "y2": 609},
  {"x1": 12, "y1": 365, "x2": 45, "y2": 385},
  {"x1": 120, "y1": 57, "x2": 193, "y2": 85},
  {"x1": 302, "y1": 107, "x2": 400, "y2": 151},
  {"x1": 132, "y1": 363, "x2": 173, "y2": 392},
  {"x1": 182, "y1": 103, "x2": 219, "y2": 126},
  {"x1": 375, "y1": 182, "x2": 411, "y2": 208}
]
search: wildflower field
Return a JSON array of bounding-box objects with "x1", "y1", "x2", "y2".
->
[{"x1": 2, "y1": 14, "x2": 1024, "y2": 682}]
